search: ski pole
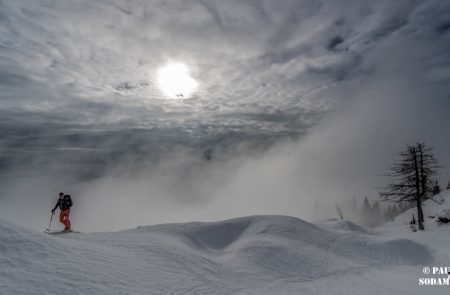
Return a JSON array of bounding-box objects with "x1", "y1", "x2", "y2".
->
[{"x1": 47, "y1": 212, "x2": 54, "y2": 231}]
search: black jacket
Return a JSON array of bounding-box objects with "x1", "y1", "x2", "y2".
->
[
  {"x1": 52, "y1": 195, "x2": 72, "y2": 211},
  {"x1": 52, "y1": 198, "x2": 63, "y2": 211}
]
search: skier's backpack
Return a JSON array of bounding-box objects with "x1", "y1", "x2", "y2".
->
[{"x1": 63, "y1": 195, "x2": 73, "y2": 209}]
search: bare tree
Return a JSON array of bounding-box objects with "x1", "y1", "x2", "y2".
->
[
  {"x1": 380, "y1": 143, "x2": 440, "y2": 230},
  {"x1": 335, "y1": 204, "x2": 344, "y2": 220}
]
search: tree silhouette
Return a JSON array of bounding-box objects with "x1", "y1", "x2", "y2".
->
[
  {"x1": 380, "y1": 143, "x2": 440, "y2": 230},
  {"x1": 432, "y1": 180, "x2": 441, "y2": 196}
]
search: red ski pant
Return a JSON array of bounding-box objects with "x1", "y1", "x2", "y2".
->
[{"x1": 59, "y1": 209, "x2": 71, "y2": 230}]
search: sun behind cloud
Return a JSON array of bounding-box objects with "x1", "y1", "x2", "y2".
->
[{"x1": 157, "y1": 62, "x2": 198, "y2": 99}]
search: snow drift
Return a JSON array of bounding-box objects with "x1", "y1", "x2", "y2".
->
[{"x1": 0, "y1": 215, "x2": 434, "y2": 294}]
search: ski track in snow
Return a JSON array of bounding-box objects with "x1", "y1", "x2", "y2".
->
[
  {"x1": 319, "y1": 235, "x2": 341, "y2": 277},
  {"x1": 3, "y1": 190, "x2": 450, "y2": 295}
]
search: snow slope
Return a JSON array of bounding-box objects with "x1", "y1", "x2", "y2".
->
[
  {"x1": 382, "y1": 189, "x2": 450, "y2": 232},
  {"x1": 0, "y1": 212, "x2": 448, "y2": 294}
]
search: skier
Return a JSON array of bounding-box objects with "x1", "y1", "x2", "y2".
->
[{"x1": 51, "y1": 192, "x2": 73, "y2": 232}]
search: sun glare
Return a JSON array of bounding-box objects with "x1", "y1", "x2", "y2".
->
[{"x1": 157, "y1": 63, "x2": 198, "y2": 98}]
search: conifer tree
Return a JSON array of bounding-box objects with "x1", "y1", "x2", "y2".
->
[
  {"x1": 432, "y1": 180, "x2": 441, "y2": 196},
  {"x1": 380, "y1": 143, "x2": 440, "y2": 230},
  {"x1": 371, "y1": 201, "x2": 382, "y2": 226}
]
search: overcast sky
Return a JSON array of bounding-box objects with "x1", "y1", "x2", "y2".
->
[{"x1": 1, "y1": 0, "x2": 449, "y2": 231}]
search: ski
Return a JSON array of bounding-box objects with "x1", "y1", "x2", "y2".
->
[{"x1": 45, "y1": 230, "x2": 81, "y2": 234}]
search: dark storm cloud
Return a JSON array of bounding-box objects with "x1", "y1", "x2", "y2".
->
[{"x1": 0, "y1": 0, "x2": 424, "y2": 138}]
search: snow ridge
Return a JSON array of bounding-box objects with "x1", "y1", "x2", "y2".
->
[{"x1": 0, "y1": 215, "x2": 434, "y2": 294}]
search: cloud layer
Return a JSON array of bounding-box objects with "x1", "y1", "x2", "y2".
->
[{"x1": 1, "y1": 0, "x2": 449, "y2": 230}]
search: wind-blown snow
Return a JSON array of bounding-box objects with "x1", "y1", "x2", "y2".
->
[{"x1": 2, "y1": 213, "x2": 446, "y2": 294}]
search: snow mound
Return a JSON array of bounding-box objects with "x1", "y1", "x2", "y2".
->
[
  {"x1": 134, "y1": 216, "x2": 255, "y2": 251},
  {"x1": 111, "y1": 215, "x2": 432, "y2": 274},
  {"x1": 0, "y1": 218, "x2": 67, "y2": 262},
  {"x1": 0, "y1": 215, "x2": 434, "y2": 294},
  {"x1": 366, "y1": 238, "x2": 432, "y2": 264},
  {"x1": 319, "y1": 219, "x2": 372, "y2": 234}
]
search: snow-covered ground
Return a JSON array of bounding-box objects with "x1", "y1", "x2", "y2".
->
[{"x1": 1, "y1": 192, "x2": 450, "y2": 294}]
